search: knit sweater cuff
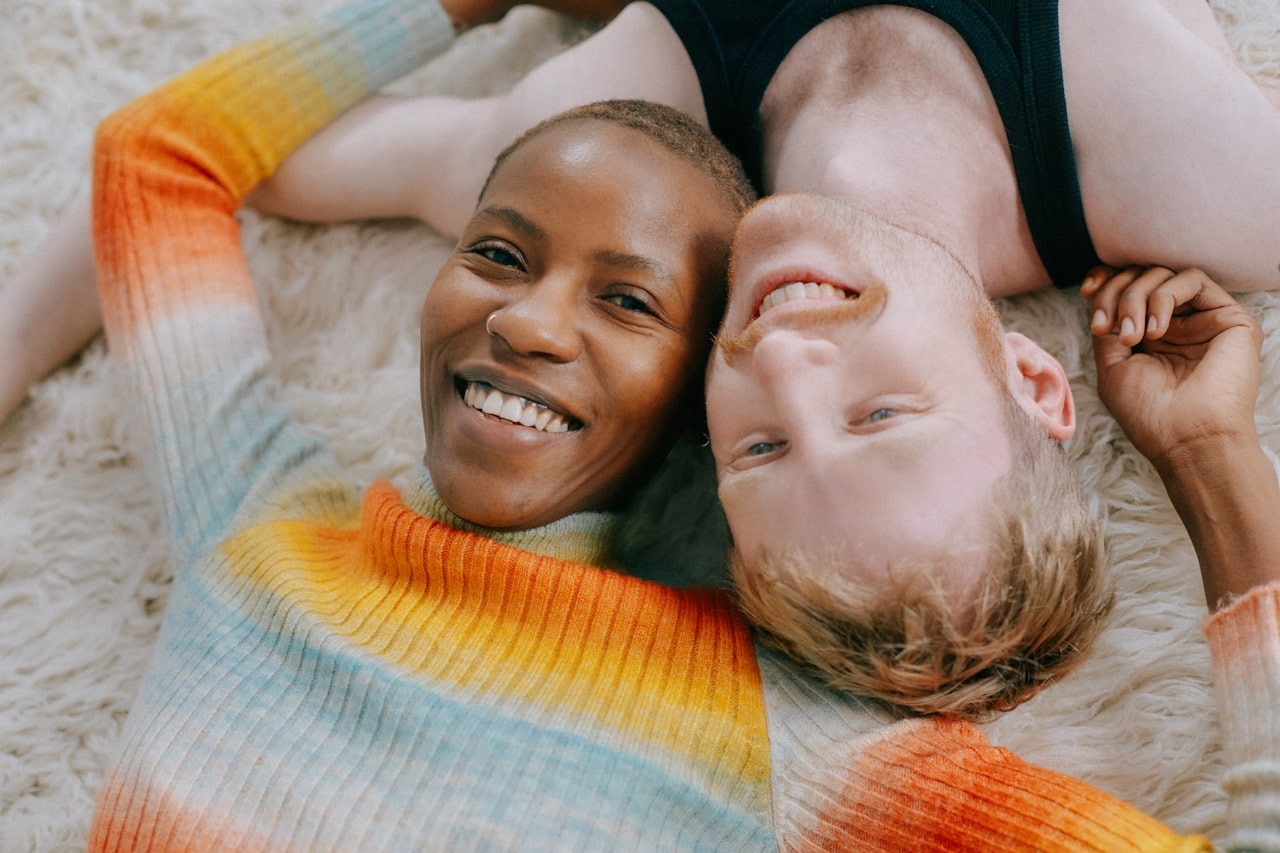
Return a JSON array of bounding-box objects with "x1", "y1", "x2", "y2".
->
[{"x1": 1204, "y1": 581, "x2": 1280, "y2": 851}]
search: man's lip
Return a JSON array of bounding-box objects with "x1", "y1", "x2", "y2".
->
[{"x1": 746, "y1": 268, "x2": 861, "y2": 324}]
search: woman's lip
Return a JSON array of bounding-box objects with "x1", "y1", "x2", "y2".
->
[
  {"x1": 458, "y1": 379, "x2": 582, "y2": 432},
  {"x1": 452, "y1": 368, "x2": 583, "y2": 429},
  {"x1": 448, "y1": 389, "x2": 577, "y2": 456}
]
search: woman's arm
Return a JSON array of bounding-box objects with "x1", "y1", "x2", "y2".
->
[
  {"x1": 0, "y1": 193, "x2": 98, "y2": 424},
  {"x1": 91, "y1": 0, "x2": 457, "y2": 562},
  {"x1": 1085, "y1": 265, "x2": 1280, "y2": 849}
]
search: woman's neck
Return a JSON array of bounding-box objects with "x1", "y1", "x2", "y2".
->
[{"x1": 406, "y1": 466, "x2": 621, "y2": 569}]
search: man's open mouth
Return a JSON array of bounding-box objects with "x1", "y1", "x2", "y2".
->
[
  {"x1": 460, "y1": 380, "x2": 581, "y2": 433},
  {"x1": 755, "y1": 280, "x2": 858, "y2": 321}
]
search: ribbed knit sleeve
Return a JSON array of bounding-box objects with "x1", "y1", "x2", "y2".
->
[
  {"x1": 758, "y1": 647, "x2": 1213, "y2": 852},
  {"x1": 1205, "y1": 581, "x2": 1280, "y2": 852},
  {"x1": 91, "y1": 0, "x2": 455, "y2": 566}
]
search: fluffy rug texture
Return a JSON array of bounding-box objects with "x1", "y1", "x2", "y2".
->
[{"x1": 1, "y1": 1, "x2": 1278, "y2": 849}]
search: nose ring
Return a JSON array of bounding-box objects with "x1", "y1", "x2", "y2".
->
[{"x1": 486, "y1": 312, "x2": 498, "y2": 337}]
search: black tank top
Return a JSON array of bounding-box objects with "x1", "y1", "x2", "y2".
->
[{"x1": 647, "y1": 0, "x2": 1098, "y2": 286}]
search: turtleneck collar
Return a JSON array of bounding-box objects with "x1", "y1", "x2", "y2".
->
[{"x1": 404, "y1": 465, "x2": 622, "y2": 570}]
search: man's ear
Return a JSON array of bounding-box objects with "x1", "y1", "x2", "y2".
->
[{"x1": 1002, "y1": 332, "x2": 1075, "y2": 440}]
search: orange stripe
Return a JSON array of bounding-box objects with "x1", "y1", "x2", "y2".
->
[
  {"x1": 800, "y1": 718, "x2": 1210, "y2": 852},
  {"x1": 220, "y1": 482, "x2": 770, "y2": 785},
  {"x1": 89, "y1": 773, "x2": 274, "y2": 853}
]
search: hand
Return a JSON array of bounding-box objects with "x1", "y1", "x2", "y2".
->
[
  {"x1": 440, "y1": 0, "x2": 628, "y2": 27},
  {"x1": 1082, "y1": 265, "x2": 1262, "y2": 472}
]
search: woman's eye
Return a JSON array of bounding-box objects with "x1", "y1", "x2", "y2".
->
[
  {"x1": 605, "y1": 292, "x2": 656, "y2": 315},
  {"x1": 475, "y1": 243, "x2": 523, "y2": 269},
  {"x1": 745, "y1": 442, "x2": 777, "y2": 457},
  {"x1": 867, "y1": 408, "x2": 897, "y2": 424}
]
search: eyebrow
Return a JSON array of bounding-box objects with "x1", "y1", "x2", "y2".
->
[
  {"x1": 474, "y1": 206, "x2": 677, "y2": 288},
  {"x1": 595, "y1": 250, "x2": 675, "y2": 288},
  {"x1": 472, "y1": 205, "x2": 546, "y2": 241}
]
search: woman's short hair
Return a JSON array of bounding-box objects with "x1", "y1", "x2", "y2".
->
[{"x1": 481, "y1": 99, "x2": 757, "y2": 214}]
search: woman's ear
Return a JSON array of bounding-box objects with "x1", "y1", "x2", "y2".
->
[{"x1": 1002, "y1": 332, "x2": 1076, "y2": 440}]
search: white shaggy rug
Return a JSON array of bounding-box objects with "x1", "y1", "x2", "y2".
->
[{"x1": 1, "y1": 1, "x2": 1278, "y2": 849}]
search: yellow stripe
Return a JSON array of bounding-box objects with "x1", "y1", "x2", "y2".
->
[{"x1": 221, "y1": 483, "x2": 771, "y2": 788}]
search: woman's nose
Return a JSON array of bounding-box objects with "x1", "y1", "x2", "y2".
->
[{"x1": 487, "y1": 279, "x2": 583, "y2": 362}]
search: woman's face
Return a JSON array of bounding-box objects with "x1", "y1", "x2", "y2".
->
[{"x1": 419, "y1": 120, "x2": 736, "y2": 530}]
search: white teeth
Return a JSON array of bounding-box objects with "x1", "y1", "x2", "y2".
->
[
  {"x1": 499, "y1": 397, "x2": 523, "y2": 422},
  {"x1": 463, "y1": 381, "x2": 573, "y2": 433},
  {"x1": 759, "y1": 281, "x2": 852, "y2": 315}
]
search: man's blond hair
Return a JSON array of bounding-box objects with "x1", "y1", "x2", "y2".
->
[{"x1": 730, "y1": 287, "x2": 1112, "y2": 720}]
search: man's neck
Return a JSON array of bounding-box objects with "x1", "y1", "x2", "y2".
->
[{"x1": 758, "y1": 6, "x2": 1051, "y2": 297}]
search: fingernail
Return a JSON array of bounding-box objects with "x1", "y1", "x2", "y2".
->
[
  {"x1": 1147, "y1": 315, "x2": 1158, "y2": 332},
  {"x1": 1120, "y1": 316, "x2": 1135, "y2": 338},
  {"x1": 1092, "y1": 309, "x2": 1107, "y2": 329}
]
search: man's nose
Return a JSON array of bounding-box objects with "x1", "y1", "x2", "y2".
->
[
  {"x1": 750, "y1": 328, "x2": 840, "y2": 417},
  {"x1": 489, "y1": 277, "x2": 583, "y2": 362}
]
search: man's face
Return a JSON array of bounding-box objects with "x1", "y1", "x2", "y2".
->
[
  {"x1": 419, "y1": 120, "x2": 733, "y2": 530},
  {"x1": 706, "y1": 193, "x2": 1014, "y2": 598}
]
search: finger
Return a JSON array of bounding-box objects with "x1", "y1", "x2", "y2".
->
[
  {"x1": 1090, "y1": 316, "x2": 1134, "y2": 376},
  {"x1": 1144, "y1": 268, "x2": 1247, "y2": 342},
  {"x1": 1180, "y1": 267, "x2": 1244, "y2": 315},
  {"x1": 1161, "y1": 298, "x2": 1262, "y2": 355},
  {"x1": 1088, "y1": 266, "x2": 1168, "y2": 344},
  {"x1": 1079, "y1": 265, "x2": 1118, "y2": 299},
  {"x1": 1113, "y1": 267, "x2": 1177, "y2": 346},
  {"x1": 1143, "y1": 269, "x2": 1208, "y2": 342},
  {"x1": 1162, "y1": 307, "x2": 1251, "y2": 348},
  {"x1": 1088, "y1": 266, "x2": 1144, "y2": 336}
]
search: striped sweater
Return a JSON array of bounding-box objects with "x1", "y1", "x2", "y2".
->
[{"x1": 88, "y1": 0, "x2": 1280, "y2": 848}]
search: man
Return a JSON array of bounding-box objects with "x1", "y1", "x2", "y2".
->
[{"x1": 702, "y1": 192, "x2": 1096, "y2": 713}]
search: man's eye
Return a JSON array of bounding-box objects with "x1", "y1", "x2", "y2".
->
[
  {"x1": 867, "y1": 408, "x2": 897, "y2": 424},
  {"x1": 745, "y1": 442, "x2": 777, "y2": 457}
]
